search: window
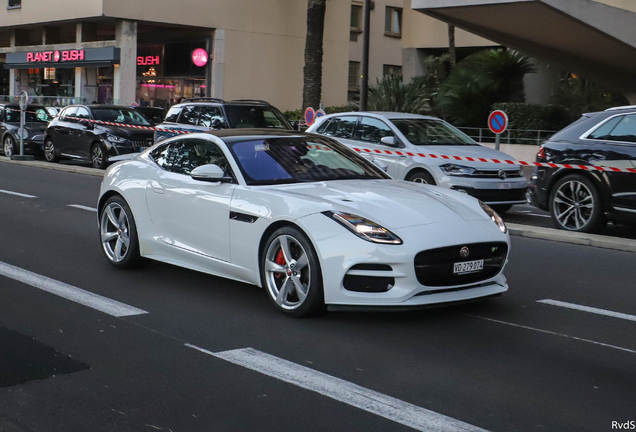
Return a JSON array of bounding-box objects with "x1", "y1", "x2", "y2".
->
[
  {"x1": 75, "y1": 107, "x2": 90, "y2": 119},
  {"x1": 350, "y1": 4, "x2": 362, "y2": 31},
  {"x1": 198, "y1": 106, "x2": 226, "y2": 128},
  {"x1": 323, "y1": 116, "x2": 358, "y2": 139},
  {"x1": 178, "y1": 105, "x2": 199, "y2": 125},
  {"x1": 61, "y1": 107, "x2": 77, "y2": 121},
  {"x1": 385, "y1": 7, "x2": 402, "y2": 36},
  {"x1": 92, "y1": 108, "x2": 149, "y2": 125},
  {"x1": 7, "y1": 0, "x2": 20, "y2": 9},
  {"x1": 348, "y1": 62, "x2": 360, "y2": 89},
  {"x1": 356, "y1": 117, "x2": 393, "y2": 144},
  {"x1": 164, "y1": 106, "x2": 182, "y2": 123},
  {"x1": 316, "y1": 119, "x2": 332, "y2": 134},
  {"x1": 151, "y1": 138, "x2": 232, "y2": 176},
  {"x1": 224, "y1": 106, "x2": 290, "y2": 129},
  {"x1": 605, "y1": 114, "x2": 636, "y2": 143},
  {"x1": 390, "y1": 119, "x2": 476, "y2": 146},
  {"x1": 383, "y1": 65, "x2": 402, "y2": 77}
]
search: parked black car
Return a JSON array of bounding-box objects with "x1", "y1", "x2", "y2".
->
[
  {"x1": 132, "y1": 106, "x2": 166, "y2": 126},
  {"x1": 529, "y1": 106, "x2": 636, "y2": 232},
  {"x1": 1, "y1": 103, "x2": 52, "y2": 158},
  {"x1": 45, "y1": 105, "x2": 155, "y2": 169},
  {"x1": 154, "y1": 98, "x2": 294, "y2": 143}
]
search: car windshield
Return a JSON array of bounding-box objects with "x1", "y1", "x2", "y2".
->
[
  {"x1": 390, "y1": 119, "x2": 477, "y2": 146},
  {"x1": 5, "y1": 106, "x2": 52, "y2": 123},
  {"x1": 224, "y1": 105, "x2": 292, "y2": 130},
  {"x1": 91, "y1": 108, "x2": 150, "y2": 126},
  {"x1": 228, "y1": 136, "x2": 389, "y2": 185}
]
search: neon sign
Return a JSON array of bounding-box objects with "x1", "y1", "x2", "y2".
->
[
  {"x1": 191, "y1": 48, "x2": 208, "y2": 67},
  {"x1": 26, "y1": 50, "x2": 85, "y2": 63},
  {"x1": 137, "y1": 56, "x2": 160, "y2": 66}
]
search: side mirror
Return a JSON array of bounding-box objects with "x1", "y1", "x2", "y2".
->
[
  {"x1": 372, "y1": 159, "x2": 388, "y2": 172},
  {"x1": 191, "y1": 164, "x2": 233, "y2": 183},
  {"x1": 211, "y1": 118, "x2": 227, "y2": 129},
  {"x1": 80, "y1": 120, "x2": 94, "y2": 130},
  {"x1": 290, "y1": 121, "x2": 299, "y2": 131},
  {"x1": 380, "y1": 136, "x2": 396, "y2": 146}
]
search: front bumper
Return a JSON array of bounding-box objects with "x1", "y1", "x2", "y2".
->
[
  {"x1": 437, "y1": 174, "x2": 528, "y2": 205},
  {"x1": 296, "y1": 213, "x2": 510, "y2": 307}
]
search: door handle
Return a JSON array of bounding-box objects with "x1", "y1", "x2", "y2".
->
[{"x1": 149, "y1": 180, "x2": 165, "y2": 194}]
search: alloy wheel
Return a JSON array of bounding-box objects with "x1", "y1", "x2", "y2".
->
[
  {"x1": 264, "y1": 234, "x2": 311, "y2": 311},
  {"x1": 552, "y1": 180, "x2": 594, "y2": 230},
  {"x1": 4, "y1": 137, "x2": 14, "y2": 158},
  {"x1": 100, "y1": 202, "x2": 131, "y2": 263},
  {"x1": 44, "y1": 141, "x2": 55, "y2": 162},
  {"x1": 92, "y1": 145, "x2": 104, "y2": 168}
]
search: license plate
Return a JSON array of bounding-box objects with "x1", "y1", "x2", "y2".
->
[
  {"x1": 498, "y1": 182, "x2": 512, "y2": 189},
  {"x1": 453, "y1": 259, "x2": 484, "y2": 275}
]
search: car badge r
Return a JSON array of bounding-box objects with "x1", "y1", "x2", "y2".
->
[
  {"x1": 498, "y1": 170, "x2": 507, "y2": 180},
  {"x1": 460, "y1": 246, "x2": 470, "y2": 258}
]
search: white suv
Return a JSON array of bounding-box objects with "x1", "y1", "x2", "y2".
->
[{"x1": 306, "y1": 112, "x2": 527, "y2": 212}]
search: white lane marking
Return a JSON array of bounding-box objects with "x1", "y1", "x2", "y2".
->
[
  {"x1": 463, "y1": 314, "x2": 636, "y2": 355},
  {"x1": 0, "y1": 261, "x2": 147, "y2": 317},
  {"x1": 186, "y1": 344, "x2": 489, "y2": 432},
  {"x1": 68, "y1": 204, "x2": 98, "y2": 212},
  {"x1": 0, "y1": 188, "x2": 37, "y2": 198},
  {"x1": 538, "y1": 299, "x2": 636, "y2": 323}
]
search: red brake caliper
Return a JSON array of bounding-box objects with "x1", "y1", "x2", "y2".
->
[{"x1": 274, "y1": 248, "x2": 285, "y2": 280}]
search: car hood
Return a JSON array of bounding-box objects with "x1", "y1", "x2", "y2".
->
[
  {"x1": 266, "y1": 180, "x2": 486, "y2": 229},
  {"x1": 412, "y1": 145, "x2": 520, "y2": 169},
  {"x1": 96, "y1": 125, "x2": 154, "y2": 140}
]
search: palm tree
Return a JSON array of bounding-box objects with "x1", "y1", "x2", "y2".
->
[
  {"x1": 448, "y1": 24, "x2": 456, "y2": 70},
  {"x1": 302, "y1": 0, "x2": 327, "y2": 111}
]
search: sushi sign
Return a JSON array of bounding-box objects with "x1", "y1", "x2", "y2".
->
[{"x1": 26, "y1": 49, "x2": 85, "y2": 63}]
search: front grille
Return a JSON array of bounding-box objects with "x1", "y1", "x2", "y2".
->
[
  {"x1": 460, "y1": 188, "x2": 527, "y2": 203},
  {"x1": 130, "y1": 140, "x2": 153, "y2": 148},
  {"x1": 414, "y1": 242, "x2": 507, "y2": 287},
  {"x1": 472, "y1": 169, "x2": 523, "y2": 178}
]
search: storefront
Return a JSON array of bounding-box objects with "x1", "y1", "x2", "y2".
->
[
  {"x1": 4, "y1": 47, "x2": 120, "y2": 106},
  {"x1": 136, "y1": 41, "x2": 210, "y2": 109}
]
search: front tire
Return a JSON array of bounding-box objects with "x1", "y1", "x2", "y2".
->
[
  {"x1": 549, "y1": 174, "x2": 605, "y2": 233},
  {"x1": 91, "y1": 142, "x2": 108, "y2": 169},
  {"x1": 44, "y1": 139, "x2": 58, "y2": 162},
  {"x1": 99, "y1": 196, "x2": 142, "y2": 268},
  {"x1": 3, "y1": 135, "x2": 15, "y2": 158},
  {"x1": 261, "y1": 226, "x2": 324, "y2": 317},
  {"x1": 406, "y1": 169, "x2": 436, "y2": 185}
]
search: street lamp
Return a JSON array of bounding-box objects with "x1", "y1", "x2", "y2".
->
[{"x1": 359, "y1": 0, "x2": 371, "y2": 111}]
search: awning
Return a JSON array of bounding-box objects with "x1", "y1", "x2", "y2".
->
[{"x1": 4, "y1": 47, "x2": 120, "y2": 70}]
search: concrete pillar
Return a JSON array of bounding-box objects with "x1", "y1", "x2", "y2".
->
[
  {"x1": 114, "y1": 19, "x2": 137, "y2": 105},
  {"x1": 524, "y1": 58, "x2": 560, "y2": 104},
  {"x1": 76, "y1": 23, "x2": 82, "y2": 45},
  {"x1": 9, "y1": 69, "x2": 16, "y2": 97},
  {"x1": 74, "y1": 67, "x2": 82, "y2": 102},
  {"x1": 211, "y1": 29, "x2": 225, "y2": 100},
  {"x1": 401, "y1": 48, "x2": 426, "y2": 83}
]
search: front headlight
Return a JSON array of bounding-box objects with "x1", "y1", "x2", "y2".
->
[
  {"x1": 323, "y1": 211, "x2": 403, "y2": 244},
  {"x1": 106, "y1": 133, "x2": 127, "y2": 144},
  {"x1": 440, "y1": 163, "x2": 476, "y2": 176},
  {"x1": 480, "y1": 201, "x2": 507, "y2": 233}
]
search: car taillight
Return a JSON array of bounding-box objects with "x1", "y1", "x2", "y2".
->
[{"x1": 536, "y1": 146, "x2": 546, "y2": 161}]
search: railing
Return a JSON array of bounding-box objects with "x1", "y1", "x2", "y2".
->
[
  {"x1": 0, "y1": 95, "x2": 102, "y2": 107},
  {"x1": 457, "y1": 127, "x2": 557, "y2": 146}
]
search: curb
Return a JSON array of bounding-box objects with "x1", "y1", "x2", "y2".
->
[
  {"x1": 508, "y1": 223, "x2": 636, "y2": 253},
  {"x1": 0, "y1": 156, "x2": 104, "y2": 177}
]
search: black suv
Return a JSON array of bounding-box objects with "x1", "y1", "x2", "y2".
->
[
  {"x1": 45, "y1": 105, "x2": 155, "y2": 169},
  {"x1": 529, "y1": 106, "x2": 636, "y2": 232},
  {"x1": 154, "y1": 98, "x2": 293, "y2": 143},
  {"x1": 1, "y1": 103, "x2": 52, "y2": 158}
]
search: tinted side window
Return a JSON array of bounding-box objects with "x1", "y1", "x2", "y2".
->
[
  {"x1": 165, "y1": 107, "x2": 182, "y2": 123},
  {"x1": 315, "y1": 118, "x2": 332, "y2": 134},
  {"x1": 323, "y1": 116, "x2": 358, "y2": 139},
  {"x1": 61, "y1": 107, "x2": 77, "y2": 121},
  {"x1": 607, "y1": 114, "x2": 636, "y2": 143},
  {"x1": 178, "y1": 105, "x2": 199, "y2": 125},
  {"x1": 198, "y1": 106, "x2": 225, "y2": 128},
  {"x1": 76, "y1": 107, "x2": 90, "y2": 119},
  {"x1": 356, "y1": 117, "x2": 393, "y2": 144},
  {"x1": 588, "y1": 116, "x2": 622, "y2": 140},
  {"x1": 152, "y1": 139, "x2": 232, "y2": 176}
]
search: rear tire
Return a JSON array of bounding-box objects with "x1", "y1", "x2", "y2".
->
[
  {"x1": 406, "y1": 169, "x2": 436, "y2": 185},
  {"x1": 260, "y1": 226, "x2": 324, "y2": 317},
  {"x1": 549, "y1": 174, "x2": 605, "y2": 233},
  {"x1": 91, "y1": 142, "x2": 108, "y2": 169}
]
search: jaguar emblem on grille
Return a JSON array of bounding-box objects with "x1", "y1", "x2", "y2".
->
[
  {"x1": 460, "y1": 246, "x2": 470, "y2": 258},
  {"x1": 498, "y1": 170, "x2": 507, "y2": 180}
]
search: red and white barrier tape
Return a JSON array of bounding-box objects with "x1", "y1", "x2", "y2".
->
[{"x1": 7, "y1": 108, "x2": 636, "y2": 173}]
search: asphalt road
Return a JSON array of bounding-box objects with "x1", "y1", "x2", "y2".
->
[{"x1": 0, "y1": 163, "x2": 635, "y2": 432}]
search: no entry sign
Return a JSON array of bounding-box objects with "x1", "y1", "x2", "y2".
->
[
  {"x1": 488, "y1": 110, "x2": 508, "y2": 135},
  {"x1": 304, "y1": 107, "x2": 316, "y2": 126}
]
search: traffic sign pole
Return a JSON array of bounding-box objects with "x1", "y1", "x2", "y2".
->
[
  {"x1": 495, "y1": 132, "x2": 500, "y2": 151},
  {"x1": 12, "y1": 91, "x2": 35, "y2": 161}
]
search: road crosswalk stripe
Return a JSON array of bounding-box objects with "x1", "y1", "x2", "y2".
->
[{"x1": 538, "y1": 299, "x2": 636, "y2": 322}]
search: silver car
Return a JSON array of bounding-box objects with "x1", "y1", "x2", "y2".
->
[{"x1": 306, "y1": 112, "x2": 527, "y2": 212}]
